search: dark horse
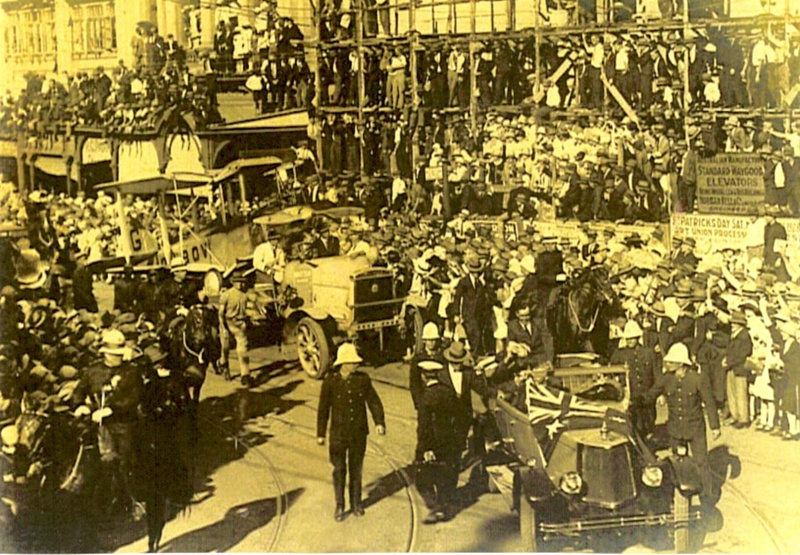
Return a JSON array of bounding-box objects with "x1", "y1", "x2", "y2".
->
[
  {"x1": 137, "y1": 303, "x2": 220, "y2": 552},
  {"x1": 548, "y1": 265, "x2": 616, "y2": 360},
  {"x1": 137, "y1": 368, "x2": 194, "y2": 553},
  {"x1": 165, "y1": 304, "x2": 222, "y2": 405}
]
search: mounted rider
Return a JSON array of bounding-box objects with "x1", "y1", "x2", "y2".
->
[{"x1": 72, "y1": 328, "x2": 145, "y2": 520}]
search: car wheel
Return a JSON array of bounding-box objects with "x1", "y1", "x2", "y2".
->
[
  {"x1": 404, "y1": 307, "x2": 424, "y2": 357},
  {"x1": 519, "y1": 496, "x2": 539, "y2": 552},
  {"x1": 673, "y1": 488, "x2": 691, "y2": 553},
  {"x1": 296, "y1": 317, "x2": 329, "y2": 379}
]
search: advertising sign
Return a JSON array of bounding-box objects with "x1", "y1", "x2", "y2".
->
[{"x1": 696, "y1": 153, "x2": 764, "y2": 215}]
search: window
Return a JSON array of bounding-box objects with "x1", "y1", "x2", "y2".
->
[
  {"x1": 4, "y1": 8, "x2": 56, "y2": 58},
  {"x1": 70, "y1": 1, "x2": 116, "y2": 56}
]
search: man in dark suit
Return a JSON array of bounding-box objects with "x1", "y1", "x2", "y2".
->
[
  {"x1": 311, "y1": 222, "x2": 341, "y2": 258},
  {"x1": 317, "y1": 343, "x2": 386, "y2": 521},
  {"x1": 646, "y1": 342, "x2": 720, "y2": 507},
  {"x1": 415, "y1": 359, "x2": 461, "y2": 524},
  {"x1": 439, "y1": 341, "x2": 488, "y2": 458},
  {"x1": 673, "y1": 237, "x2": 699, "y2": 271},
  {"x1": 452, "y1": 256, "x2": 492, "y2": 356},
  {"x1": 506, "y1": 305, "x2": 553, "y2": 369},
  {"x1": 721, "y1": 312, "x2": 753, "y2": 428}
]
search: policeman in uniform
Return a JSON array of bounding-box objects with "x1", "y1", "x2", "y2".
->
[
  {"x1": 415, "y1": 359, "x2": 461, "y2": 524},
  {"x1": 317, "y1": 343, "x2": 386, "y2": 521},
  {"x1": 218, "y1": 269, "x2": 252, "y2": 385},
  {"x1": 409, "y1": 321, "x2": 445, "y2": 410},
  {"x1": 646, "y1": 342, "x2": 720, "y2": 506},
  {"x1": 73, "y1": 329, "x2": 144, "y2": 519},
  {"x1": 610, "y1": 320, "x2": 660, "y2": 438}
]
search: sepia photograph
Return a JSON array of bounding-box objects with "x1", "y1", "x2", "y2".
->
[{"x1": 1, "y1": 0, "x2": 800, "y2": 551}]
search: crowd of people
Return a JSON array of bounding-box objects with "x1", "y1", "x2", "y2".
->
[
  {"x1": 210, "y1": 7, "x2": 312, "y2": 115},
  {"x1": 0, "y1": 60, "x2": 222, "y2": 140},
  {"x1": 308, "y1": 107, "x2": 800, "y2": 223},
  {"x1": 2, "y1": 135, "x2": 800, "y2": 534},
  {"x1": 0, "y1": 235, "x2": 206, "y2": 551}
]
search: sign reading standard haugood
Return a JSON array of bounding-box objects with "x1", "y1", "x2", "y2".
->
[{"x1": 697, "y1": 153, "x2": 764, "y2": 215}]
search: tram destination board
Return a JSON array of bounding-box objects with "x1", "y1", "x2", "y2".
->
[{"x1": 696, "y1": 153, "x2": 764, "y2": 215}]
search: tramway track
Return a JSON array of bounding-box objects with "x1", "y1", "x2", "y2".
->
[
  {"x1": 709, "y1": 467, "x2": 788, "y2": 555},
  {"x1": 264, "y1": 402, "x2": 421, "y2": 553},
  {"x1": 198, "y1": 413, "x2": 290, "y2": 553}
]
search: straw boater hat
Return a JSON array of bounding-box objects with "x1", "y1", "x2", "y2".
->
[
  {"x1": 99, "y1": 329, "x2": 127, "y2": 356},
  {"x1": 444, "y1": 341, "x2": 470, "y2": 364}
]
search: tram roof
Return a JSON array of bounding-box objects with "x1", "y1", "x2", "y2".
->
[{"x1": 94, "y1": 155, "x2": 286, "y2": 195}]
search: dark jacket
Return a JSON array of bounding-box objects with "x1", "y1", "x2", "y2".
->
[
  {"x1": 610, "y1": 344, "x2": 660, "y2": 397},
  {"x1": 311, "y1": 235, "x2": 340, "y2": 258},
  {"x1": 725, "y1": 328, "x2": 753, "y2": 377},
  {"x1": 74, "y1": 360, "x2": 144, "y2": 423},
  {"x1": 507, "y1": 317, "x2": 553, "y2": 367},
  {"x1": 452, "y1": 274, "x2": 491, "y2": 326},
  {"x1": 317, "y1": 370, "x2": 385, "y2": 444},
  {"x1": 439, "y1": 363, "x2": 487, "y2": 439},
  {"x1": 416, "y1": 381, "x2": 460, "y2": 458},
  {"x1": 646, "y1": 369, "x2": 720, "y2": 440},
  {"x1": 409, "y1": 348, "x2": 445, "y2": 410}
]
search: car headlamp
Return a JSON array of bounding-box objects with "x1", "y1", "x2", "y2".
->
[
  {"x1": 559, "y1": 471, "x2": 583, "y2": 495},
  {"x1": 642, "y1": 465, "x2": 663, "y2": 488}
]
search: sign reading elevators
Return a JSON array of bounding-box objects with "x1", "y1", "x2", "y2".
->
[{"x1": 696, "y1": 153, "x2": 764, "y2": 215}]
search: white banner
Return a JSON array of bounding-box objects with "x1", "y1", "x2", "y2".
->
[{"x1": 671, "y1": 213, "x2": 800, "y2": 251}]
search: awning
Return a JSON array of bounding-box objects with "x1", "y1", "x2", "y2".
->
[
  {"x1": 252, "y1": 205, "x2": 365, "y2": 226},
  {"x1": 95, "y1": 173, "x2": 210, "y2": 195},
  {"x1": 210, "y1": 155, "x2": 285, "y2": 183},
  {"x1": 206, "y1": 110, "x2": 310, "y2": 131},
  {"x1": 253, "y1": 205, "x2": 315, "y2": 226}
]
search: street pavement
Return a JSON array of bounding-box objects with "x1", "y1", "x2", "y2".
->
[
  {"x1": 104, "y1": 340, "x2": 800, "y2": 554},
  {"x1": 93, "y1": 279, "x2": 800, "y2": 554}
]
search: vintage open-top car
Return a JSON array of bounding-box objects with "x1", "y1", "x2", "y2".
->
[
  {"x1": 250, "y1": 206, "x2": 423, "y2": 378},
  {"x1": 488, "y1": 360, "x2": 702, "y2": 552}
]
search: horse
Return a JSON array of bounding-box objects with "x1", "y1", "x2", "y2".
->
[
  {"x1": 137, "y1": 369, "x2": 194, "y2": 553},
  {"x1": 549, "y1": 265, "x2": 616, "y2": 360},
  {"x1": 2, "y1": 409, "x2": 98, "y2": 552},
  {"x1": 165, "y1": 304, "x2": 223, "y2": 405}
]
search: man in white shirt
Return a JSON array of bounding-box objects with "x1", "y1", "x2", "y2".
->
[
  {"x1": 253, "y1": 231, "x2": 286, "y2": 282},
  {"x1": 387, "y1": 47, "x2": 407, "y2": 109},
  {"x1": 583, "y1": 34, "x2": 605, "y2": 108},
  {"x1": 447, "y1": 46, "x2": 467, "y2": 107}
]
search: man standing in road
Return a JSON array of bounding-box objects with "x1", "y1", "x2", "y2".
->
[
  {"x1": 415, "y1": 359, "x2": 460, "y2": 524},
  {"x1": 646, "y1": 342, "x2": 720, "y2": 506},
  {"x1": 440, "y1": 341, "x2": 488, "y2": 458},
  {"x1": 218, "y1": 269, "x2": 251, "y2": 385},
  {"x1": 317, "y1": 343, "x2": 386, "y2": 521},
  {"x1": 409, "y1": 321, "x2": 445, "y2": 410}
]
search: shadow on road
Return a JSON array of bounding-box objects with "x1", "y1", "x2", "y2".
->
[
  {"x1": 3, "y1": 373, "x2": 311, "y2": 554},
  {"x1": 463, "y1": 513, "x2": 520, "y2": 552},
  {"x1": 362, "y1": 463, "x2": 417, "y2": 510},
  {"x1": 158, "y1": 488, "x2": 304, "y2": 553},
  {"x1": 250, "y1": 360, "x2": 301, "y2": 387}
]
